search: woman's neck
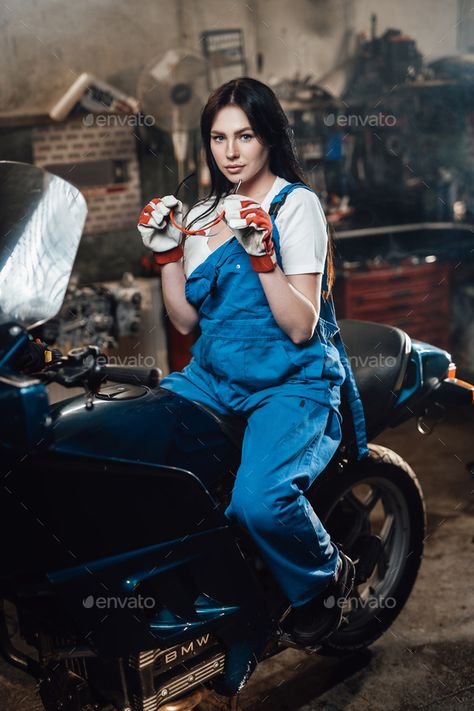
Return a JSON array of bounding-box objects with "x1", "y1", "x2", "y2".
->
[{"x1": 236, "y1": 169, "x2": 277, "y2": 204}]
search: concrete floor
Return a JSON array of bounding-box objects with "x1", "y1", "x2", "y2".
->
[{"x1": 1, "y1": 406, "x2": 473, "y2": 711}]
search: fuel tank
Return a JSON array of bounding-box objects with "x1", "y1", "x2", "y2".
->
[{"x1": 50, "y1": 384, "x2": 242, "y2": 492}]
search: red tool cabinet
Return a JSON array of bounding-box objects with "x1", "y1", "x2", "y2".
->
[{"x1": 333, "y1": 261, "x2": 451, "y2": 351}]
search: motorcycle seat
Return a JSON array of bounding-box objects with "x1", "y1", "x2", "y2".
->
[
  {"x1": 191, "y1": 319, "x2": 411, "y2": 451},
  {"x1": 337, "y1": 319, "x2": 411, "y2": 439}
]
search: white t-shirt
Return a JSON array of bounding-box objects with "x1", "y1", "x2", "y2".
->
[{"x1": 182, "y1": 176, "x2": 328, "y2": 278}]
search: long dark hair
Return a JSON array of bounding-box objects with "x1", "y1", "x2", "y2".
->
[{"x1": 188, "y1": 76, "x2": 335, "y2": 296}]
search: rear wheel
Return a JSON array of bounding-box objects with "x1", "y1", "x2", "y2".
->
[{"x1": 307, "y1": 443, "x2": 426, "y2": 654}]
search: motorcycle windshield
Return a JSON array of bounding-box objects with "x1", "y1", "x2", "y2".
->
[{"x1": 0, "y1": 161, "x2": 87, "y2": 328}]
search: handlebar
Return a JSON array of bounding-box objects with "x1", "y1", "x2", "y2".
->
[
  {"x1": 34, "y1": 346, "x2": 162, "y2": 391},
  {"x1": 101, "y1": 365, "x2": 160, "y2": 388}
]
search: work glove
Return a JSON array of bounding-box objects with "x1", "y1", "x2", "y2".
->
[
  {"x1": 137, "y1": 195, "x2": 184, "y2": 265},
  {"x1": 223, "y1": 194, "x2": 276, "y2": 272}
]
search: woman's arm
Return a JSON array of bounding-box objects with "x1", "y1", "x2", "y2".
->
[
  {"x1": 258, "y1": 270, "x2": 321, "y2": 344},
  {"x1": 160, "y1": 261, "x2": 199, "y2": 335},
  {"x1": 257, "y1": 187, "x2": 327, "y2": 344},
  {"x1": 223, "y1": 188, "x2": 326, "y2": 344}
]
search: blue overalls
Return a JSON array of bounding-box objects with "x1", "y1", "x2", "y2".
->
[{"x1": 160, "y1": 182, "x2": 368, "y2": 607}]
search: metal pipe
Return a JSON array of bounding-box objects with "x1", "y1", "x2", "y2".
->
[{"x1": 159, "y1": 687, "x2": 207, "y2": 711}]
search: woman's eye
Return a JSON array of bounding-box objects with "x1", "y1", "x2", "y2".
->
[
  {"x1": 212, "y1": 136, "x2": 224, "y2": 142},
  {"x1": 241, "y1": 134, "x2": 253, "y2": 141}
]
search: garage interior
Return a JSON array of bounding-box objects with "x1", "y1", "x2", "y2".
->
[{"x1": 0, "y1": 1, "x2": 473, "y2": 710}]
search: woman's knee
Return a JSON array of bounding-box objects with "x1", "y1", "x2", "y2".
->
[{"x1": 226, "y1": 486, "x2": 290, "y2": 535}]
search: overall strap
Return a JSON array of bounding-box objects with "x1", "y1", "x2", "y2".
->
[
  {"x1": 269, "y1": 182, "x2": 331, "y2": 292},
  {"x1": 333, "y1": 323, "x2": 370, "y2": 461},
  {"x1": 269, "y1": 181, "x2": 369, "y2": 461},
  {"x1": 322, "y1": 223, "x2": 330, "y2": 293},
  {"x1": 268, "y1": 181, "x2": 312, "y2": 217},
  {"x1": 322, "y1": 271, "x2": 369, "y2": 461}
]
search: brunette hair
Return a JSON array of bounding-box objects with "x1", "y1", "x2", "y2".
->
[{"x1": 188, "y1": 76, "x2": 335, "y2": 296}]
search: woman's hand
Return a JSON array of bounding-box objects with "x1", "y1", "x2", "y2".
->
[
  {"x1": 137, "y1": 195, "x2": 184, "y2": 265},
  {"x1": 138, "y1": 196, "x2": 199, "y2": 334},
  {"x1": 223, "y1": 194, "x2": 276, "y2": 272}
]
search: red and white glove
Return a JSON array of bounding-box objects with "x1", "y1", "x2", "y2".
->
[
  {"x1": 137, "y1": 195, "x2": 184, "y2": 265},
  {"x1": 223, "y1": 194, "x2": 276, "y2": 273}
]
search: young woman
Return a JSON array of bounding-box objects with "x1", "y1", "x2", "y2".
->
[{"x1": 137, "y1": 77, "x2": 368, "y2": 646}]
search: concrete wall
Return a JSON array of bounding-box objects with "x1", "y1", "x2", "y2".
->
[{"x1": 0, "y1": 0, "x2": 462, "y2": 118}]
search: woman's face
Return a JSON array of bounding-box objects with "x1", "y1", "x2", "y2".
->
[{"x1": 210, "y1": 104, "x2": 270, "y2": 185}]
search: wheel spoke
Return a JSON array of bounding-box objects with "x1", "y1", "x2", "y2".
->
[
  {"x1": 380, "y1": 512, "x2": 395, "y2": 550},
  {"x1": 345, "y1": 490, "x2": 366, "y2": 515},
  {"x1": 346, "y1": 487, "x2": 380, "y2": 516},
  {"x1": 363, "y1": 487, "x2": 381, "y2": 513},
  {"x1": 340, "y1": 492, "x2": 368, "y2": 547},
  {"x1": 377, "y1": 547, "x2": 388, "y2": 578},
  {"x1": 376, "y1": 513, "x2": 395, "y2": 579}
]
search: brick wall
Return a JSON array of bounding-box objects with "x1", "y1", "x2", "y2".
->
[{"x1": 32, "y1": 118, "x2": 141, "y2": 235}]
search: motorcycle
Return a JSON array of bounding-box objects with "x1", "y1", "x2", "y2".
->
[{"x1": 1, "y1": 161, "x2": 473, "y2": 711}]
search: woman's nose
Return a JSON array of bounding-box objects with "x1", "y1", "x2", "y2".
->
[{"x1": 226, "y1": 140, "x2": 239, "y2": 159}]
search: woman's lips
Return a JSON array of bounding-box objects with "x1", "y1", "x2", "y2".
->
[{"x1": 226, "y1": 166, "x2": 244, "y2": 173}]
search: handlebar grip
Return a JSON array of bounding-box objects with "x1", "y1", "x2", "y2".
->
[{"x1": 102, "y1": 365, "x2": 161, "y2": 388}]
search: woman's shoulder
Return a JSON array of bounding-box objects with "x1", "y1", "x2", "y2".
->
[
  {"x1": 265, "y1": 177, "x2": 320, "y2": 206},
  {"x1": 272, "y1": 181, "x2": 326, "y2": 222}
]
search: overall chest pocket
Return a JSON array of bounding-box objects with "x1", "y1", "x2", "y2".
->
[{"x1": 185, "y1": 262, "x2": 214, "y2": 310}]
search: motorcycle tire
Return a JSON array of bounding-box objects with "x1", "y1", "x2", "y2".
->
[{"x1": 307, "y1": 443, "x2": 426, "y2": 655}]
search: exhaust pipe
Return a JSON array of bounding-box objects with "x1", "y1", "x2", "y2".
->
[
  {"x1": 159, "y1": 688, "x2": 207, "y2": 711},
  {"x1": 159, "y1": 688, "x2": 240, "y2": 710}
]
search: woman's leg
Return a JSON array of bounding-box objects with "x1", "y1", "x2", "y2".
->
[
  {"x1": 160, "y1": 359, "x2": 232, "y2": 415},
  {"x1": 224, "y1": 391, "x2": 342, "y2": 606}
]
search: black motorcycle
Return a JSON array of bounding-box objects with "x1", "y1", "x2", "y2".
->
[{"x1": 1, "y1": 162, "x2": 472, "y2": 711}]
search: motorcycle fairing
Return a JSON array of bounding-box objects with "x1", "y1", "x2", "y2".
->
[
  {"x1": 0, "y1": 450, "x2": 273, "y2": 695},
  {"x1": 49, "y1": 387, "x2": 241, "y2": 493}
]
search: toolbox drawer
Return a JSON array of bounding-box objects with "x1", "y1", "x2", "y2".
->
[
  {"x1": 349, "y1": 291, "x2": 449, "y2": 317},
  {"x1": 334, "y1": 261, "x2": 451, "y2": 350},
  {"x1": 345, "y1": 262, "x2": 449, "y2": 287}
]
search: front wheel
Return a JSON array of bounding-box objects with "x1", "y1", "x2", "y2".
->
[{"x1": 307, "y1": 443, "x2": 426, "y2": 655}]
